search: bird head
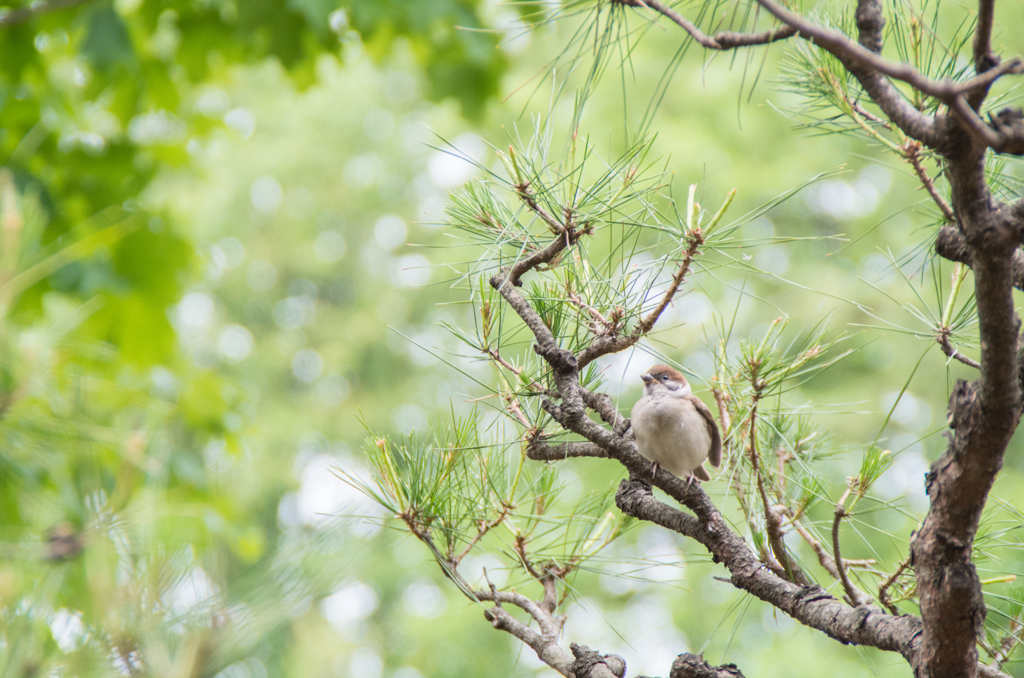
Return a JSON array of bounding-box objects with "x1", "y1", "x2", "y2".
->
[{"x1": 640, "y1": 364, "x2": 692, "y2": 397}]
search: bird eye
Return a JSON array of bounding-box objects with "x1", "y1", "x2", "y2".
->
[{"x1": 660, "y1": 375, "x2": 667, "y2": 380}]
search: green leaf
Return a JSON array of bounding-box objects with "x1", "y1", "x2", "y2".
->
[{"x1": 82, "y1": 8, "x2": 137, "y2": 71}]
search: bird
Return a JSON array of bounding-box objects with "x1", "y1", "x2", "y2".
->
[{"x1": 630, "y1": 364, "x2": 722, "y2": 484}]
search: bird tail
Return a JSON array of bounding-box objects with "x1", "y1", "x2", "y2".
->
[{"x1": 694, "y1": 465, "x2": 711, "y2": 482}]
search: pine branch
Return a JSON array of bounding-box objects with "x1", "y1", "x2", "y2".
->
[
  {"x1": 615, "y1": 0, "x2": 796, "y2": 50},
  {"x1": 831, "y1": 495, "x2": 874, "y2": 607}
]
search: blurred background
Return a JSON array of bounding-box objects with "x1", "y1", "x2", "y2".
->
[{"x1": 2, "y1": 0, "x2": 1023, "y2": 676}]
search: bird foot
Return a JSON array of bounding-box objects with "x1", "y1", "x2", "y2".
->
[{"x1": 650, "y1": 461, "x2": 659, "y2": 481}]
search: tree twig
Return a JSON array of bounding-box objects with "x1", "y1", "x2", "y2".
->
[
  {"x1": 623, "y1": 0, "x2": 942, "y2": 146},
  {"x1": 710, "y1": 377, "x2": 731, "y2": 436},
  {"x1": 789, "y1": 515, "x2": 840, "y2": 579},
  {"x1": 565, "y1": 286, "x2": 619, "y2": 335},
  {"x1": 506, "y1": 226, "x2": 589, "y2": 288},
  {"x1": 577, "y1": 231, "x2": 702, "y2": 369},
  {"x1": 513, "y1": 532, "x2": 545, "y2": 581},
  {"x1": 878, "y1": 558, "x2": 911, "y2": 615},
  {"x1": 454, "y1": 506, "x2": 511, "y2": 565},
  {"x1": 579, "y1": 387, "x2": 630, "y2": 433},
  {"x1": 973, "y1": 0, "x2": 997, "y2": 74},
  {"x1": 515, "y1": 181, "x2": 566, "y2": 235},
  {"x1": 528, "y1": 439, "x2": 609, "y2": 461},
  {"x1": 405, "y1": 508, "x2": 579, "y2": 676},
  {"x1": 746, "y1": 382, "x2": 806, "y2": 585},
  {"x1": 480, "y1": 603, "x2": 572, "y2": 676},
  {"x1": 905, "y1": 141, "x2": 956, "y2": 223},
  {"x1": 951, "y1": 94, "x2": 1005, "y2": 150},
  {"x1": 753, "y1": 0, "x2": 1023, "y2": 104},
  {"x1": 485, "y1": 348, "x2": 544, "y2": 389},
  {"x1": 832, "y1": 493, "x2": 873, "y2": 607},
  {"x1": 936, "y1": 329, "x2": 981, "y2": 369},
  {"x1": 744, "y1": 0, "x2": 1024, "y2": 151},
  {"x1": 852, "y1": 101, "x2": 891, "y2": 129},
  {"x1": 616, "y1": 0, "x2": 797, "y2": 50}
]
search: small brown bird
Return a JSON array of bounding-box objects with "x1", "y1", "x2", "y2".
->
[{"x1": 630, "y1": 364, "x2": 722, "y2": 483}]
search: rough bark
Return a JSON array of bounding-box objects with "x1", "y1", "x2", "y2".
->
[
  {"x1": 669, "y1": 653, "x2": 746, "y2": 678},
  {"x1": 909, "y1": 120, "x2": 1023, "y2": 678}
]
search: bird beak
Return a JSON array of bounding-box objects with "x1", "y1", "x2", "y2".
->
[{"x1": 641, "y1": 373, "x2": 653, "y2": 385}]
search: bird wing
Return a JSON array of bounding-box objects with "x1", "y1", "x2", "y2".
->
[{"x1": 687, "y1": 395, "x2": 722, "y2": 468}]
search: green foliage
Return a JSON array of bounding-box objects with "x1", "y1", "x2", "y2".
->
[
  {"x1": 0, "y1": 2, "x2": 512, "y2": 672},
  {"x1": 0, "y1": 176, "x2": 210, "y2": 674},
  {"x1": 0, "y1": 164, "x2": 358, "y2": 677},
  {"x1": 0, "y1": 0, "x2": 503, "y2": 360},
  {"x1": 354, "y1": 410, "x2": 634, "y2": 600}
]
